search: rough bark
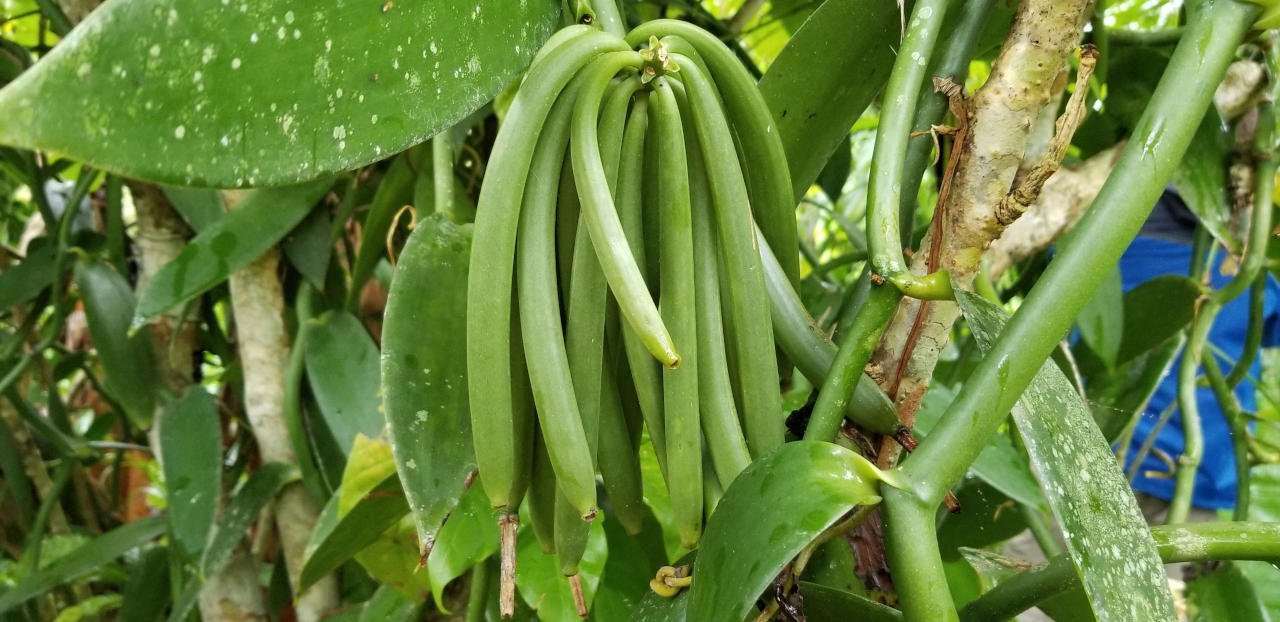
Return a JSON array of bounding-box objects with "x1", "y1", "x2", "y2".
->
[
  {"x1": 985, "y1": 144, "x2": 1120, "y2": 278},
  {"x1": 869, "y1": 0, "x2": 1093, "y2": 454},
  {"x1": 225, "y1": 191, "x2": 338, "y2": 622},
  {"x1": 131, "y1": 186, "x2": 271, "y2": 621}
]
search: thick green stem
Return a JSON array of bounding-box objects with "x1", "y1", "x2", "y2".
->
[
  {"x1": 432, "y1": 130, "x2": 455, "y2": 218},
  {"x1": 895, "y1": 0, "x2": 1256, "y2": 510},
  {"x1": 959, "y1": 522, "x2": 1280, "y2": 620},
  {"x1": 804, "y1": 283, "x2": 902, "y2": 441},
  {"x1": 866, "y1": 0, "x2": 953, "y2": 282},
  {"x1": 899, "y1": 0, "x2": 996, "y2": 240},
  {"x1": 591, "y1": 0, "x2": 627, "y2": 37},
  {"x1": 1203, "y1": 355, "x2": 1251, "y2": 520},
  {"x1": 757, "y1": 231, "x2": 903, "y2": 435},
  {"x1": 883, "y1": 486, "x2": 957, "y2": 621},
  {"x1": 1225, "y1": 276, "x2": 1266, "y2": 387},
  {"x1": 884, "y1": 2, "x2": 1256, "y2": 614},
  {"x1": 1168, "y1": 299, "x2": 1217, "y2": 525},
  {"x1": 1172, "y1": 98, "x2": 1275, "y2": 523}
]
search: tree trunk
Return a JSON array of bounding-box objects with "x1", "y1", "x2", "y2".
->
[{"x1": 225, "y1": 191, "x2": 338, "y2": 622}]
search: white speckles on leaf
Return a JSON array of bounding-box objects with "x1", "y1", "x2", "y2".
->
[
  {"x1": 284, "y1": 10, "x2": 295, "y2": 23},
  {"x1": 174, "y1": 125, "x2": 186, "y2": 139},
  {"x1": 231, "y1": 57, "x2": 241, "y2": 69},
  {"x1": 250, "y1": 32, "x2": 259, "y2": 43},
  {"x1": 149, "y1": 43, "x2": 161, "y2": 57}
]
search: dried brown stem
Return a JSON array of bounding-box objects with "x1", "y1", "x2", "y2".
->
[{"x1": 499, "y1": 512, "x2": 519, "y2": 618}]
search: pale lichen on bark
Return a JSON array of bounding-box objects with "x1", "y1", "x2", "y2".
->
[{"x1": 224, "y1": 190, "x2": 338, "y2": 622}]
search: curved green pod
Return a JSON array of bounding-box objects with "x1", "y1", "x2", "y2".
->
[
  {"x1": 468, "y1": 29, "x2": 627, "y2": 514},
  {"x1": 570, "y1": 50, "x2": 679, "y2": 367},
  {"x1": 651, "y1": 78, "x2": 703, "y2": 548},
  {"x1": 626, "y1": 21, "x2": 801, "y2": 293},
  {"x1": 672, "y1": 54, "x2": 783, "y2": 456},
  {"x1": 514, "y1": 73, "x2": 597, "y2": 520}
]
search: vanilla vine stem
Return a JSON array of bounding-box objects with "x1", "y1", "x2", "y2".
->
[{"x1": 881, "y1": 0, "x2": 1260, "y2": 619}]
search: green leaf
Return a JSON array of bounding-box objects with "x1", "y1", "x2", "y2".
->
[
  {"x1": 1085, "y1": 332, "x2": 1183, "y2": 442},
  {"x1": 937, "y1": 481, "x2": 1031, "y2": 554},
  {"x1": 135, "y1": 180, "x2": 332, "y2": 319},
  {"x1": 1248, "y1": 464, "x2": 1280, "y2": 522},
  {"x1": 0, "y1": 515, "x2": 165, "y2": 614},
  {"x1": 336, "y1": 435, "x2": 429, "y2": 600},
  {"x1": 958, "y1": 548, "x2": 1090, "y2": 622},
  {"x1": 303, "y1": 310, "x2": 382, "y2": 455},
  {"x1": 760, "y1": 0, "x2": 901, "y2": 199},
  {"x1": 158, "y1": 387, "x2": 222, "y2": 559},
  {"x1": 200, "y1": 462, "x2": 298, "y2": 579},
  {"x1": 75, "y1": 259, "x2": 156, "y2": 428},
  {"x1": 382, "y1": 213, "x2": 476, "y2": 553},
  {"x1": 348, "y1": 149, "x2": 420, "y2": 307},
  {"x1": 1187, "y1": 562, "x2": 1270, "y2": 622},
  {"x1": 1172, "y1": 110, "x2": 1238, "y2": 254},
  {"x1": 427, "y1": 484, "x2": 497, "y2": 610},
  {"x1": 592, "y1": 513, "x2": 661, "y2": 620},
  {"x1": 0, "y1": 240, "x2": 54, "y2": 309},
  {"x1": 160, "y1": 186, "x2": 223, "y2": 233},
  {"x1": 299, "y1": 470, "x2": 409, "y2": 594},
  {"x1": 797, "y1": 581, "x2": 902, "y2": 622},
  {"x1": 688, "y1": 441, "x2": 884, "y2": 621},
  {"x1": 0, "y1": 0, "x2": 561, "y2": 187},
  {"x1": 356, "y1": 584, "x2": 422, "y2": 622},
  {"x1": 1077, "y1": 267, "x2": 1124, "y2": 369},
  {"x1": 917, "y1": 385, "x2": 1045, "y2": 511},
  {"x1": 958, "y1": 291, "x2": 1176, "y2": 622},
  {"x1": 1117, "y1": 275, "x2": 1201, "y2": 365},
  {"x1": 52, "y1": 594, "x2": 123, "y2": 622},
  {"x1": 117, "y1": 546, "x2": 170, "y2": 622},
  {"x1": 514, "y1": 511, "x2": 607, "y2": 622},
  {"x1": 281, "y1": 204, "x2": 333, "y2": 290}
]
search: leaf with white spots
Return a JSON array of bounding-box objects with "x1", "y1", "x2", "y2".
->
[
  {"x1": 381, "y1": 214, "x2": 474, "y2": 558},
  {"x1": 958, "y1": 291, "x2": 1175, "y2": 622},
  {"x1": 0, "y1": 0, "x2": 560, "y2": 187}
]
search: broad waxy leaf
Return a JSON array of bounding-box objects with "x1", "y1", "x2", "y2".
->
[
  {"x1": 282, "y1": 204, "x2": 333, "y2": 290},
  {"x1": 515, "y1": 510, "x2": 607, "y2": 622},
  {"x1": 335, "y1": 435, "x2": 429, "y2": 600},
  {"x1": 959, "y1": 291, "x2": 1176, "y2": 622},
  {"x1": 1172, "y1": 110, "x2": 1238, "y2": 254},
  {"x1": 0, "y1": 516, "x2": 165, "y2": 614},
  {"x1": 381, "y1": 214, "x2": 476, "y2": 554},
  {"x1": 798, "y1": 581, "x2": 903, "y2": 622},
  {"x1": 0, "y1": 240, "x2": 55, "y2": 309},
  {"x1": 0, "y1": 0, "x2": 560, "y2": 187},
  {"x1": 1248, "y1": 464, "x2": 1280, "y2": 522},
  {"x1": 117, "y1": 546, "x2": 171, "y2": 622},
  {"x1": 75, "y1": 259, "x2": 157, "y2": 428},
  {"x1": 299, "y1": 468, "x2": 409, "y2": 594},
  {"x1": 158, "y1": 387, "x2": 222, "y2": 558},
  {"x1": 355, "y1": 584, "x2": 422, "y2": 622},
  {"x1": 1187, "y1": 562, "x2": 1270, "y2": 622},
  {"x1": 161, "y1": 186, "x2": 223, "y2": 233},
  {"x1": 592, "y1": 513, "x2": 665, "y2": 620},
  {"x1": 958, "y1": 548, "x2": 1090, "y2": 622},
  {"x1": 687, "y1": 441, "x2": 885, "y2": 622},
  {"x1": 426, "y1": 484, "x2": 497, "y2": 610},
  {"x1": 199, "y1": 462, "x2": 298, "y2": 580},
  {"x1": 917, "y1": 385, "x2": 1046, "y2": 511},
  {"x1": 1116, "y1": 275, "x2": 1201, "y2": 365},
  {"x1": 135, "y1": 179, "x2": 331, "y2": 319},
  {"x1": 1077, "y1": 267, "x2": 1124, "y2": 369},
  {"x1": 760, "y1": 0, "x2": 901, "y2": 199},
  {"x1": 304, "y1": 310, "x2": 383, "y2": 455}
]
